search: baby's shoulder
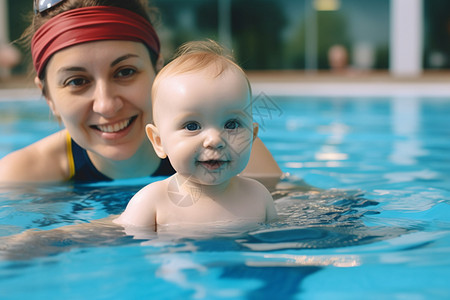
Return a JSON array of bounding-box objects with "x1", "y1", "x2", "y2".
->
[
  {"x1": 235, "y1": 176, "x2": 271, "y2": 197},
  {"x1": 236, "y1": 176, "x2": 277, "y2": 221},
  {"x1": 236, "y1": 175, "x2": 265, "y2": 187},
  {"x1": 114, "y1": 177, "x2": 172, "y2": 227},
  {"x1": 235, "y1": 176, "x2": 276, "y2": 221},
  {"x1": 134, "y1": 177, "x2": 170, "y2": 199}
]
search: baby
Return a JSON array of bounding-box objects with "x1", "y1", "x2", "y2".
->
[{"x1": 114, "y1": 41, "x2": 277, "y2": 229}]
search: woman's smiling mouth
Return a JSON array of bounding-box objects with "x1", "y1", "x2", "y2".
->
[{"x1": 92, "y1": 116, "x2": 137, "y2": 133}]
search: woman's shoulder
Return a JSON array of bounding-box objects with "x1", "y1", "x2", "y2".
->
[{"x1": 0, "y1": 130, "x2": 71, "y2": 182}]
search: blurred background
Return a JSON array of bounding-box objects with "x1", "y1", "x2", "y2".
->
[{"x1": 1, "y1": 0, "x2": 449, "y2": 85}]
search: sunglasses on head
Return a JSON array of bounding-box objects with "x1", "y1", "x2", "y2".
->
[{"x1": 34, "y1": 0, "x2": 66, "y2": 14}]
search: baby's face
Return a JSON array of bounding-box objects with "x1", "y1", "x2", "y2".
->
[{"x1": 151, "y1": 68, "x2": 255, "y2": 185}]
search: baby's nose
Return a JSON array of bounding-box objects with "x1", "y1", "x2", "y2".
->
[{"x1": 203, "y1": 128, "x2": 225, "y2": 149}]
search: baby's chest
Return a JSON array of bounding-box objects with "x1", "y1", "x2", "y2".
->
[{"x1": 156, "y1": 196, "x2": 265, "y2": 225}]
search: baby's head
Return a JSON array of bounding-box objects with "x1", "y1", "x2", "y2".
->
[
  {"x1": 147, "y1": 40, "x2": 257, "y2": 184},
  {"x1": 151, "y1": 40, "x2": 252, "y2": 110}
]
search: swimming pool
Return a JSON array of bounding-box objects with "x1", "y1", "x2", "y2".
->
[{"x1": 0, "y1": 92, "x2": 449, "y2": 299}]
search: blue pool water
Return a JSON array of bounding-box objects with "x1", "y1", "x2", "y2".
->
[{"x1": 0, "y1": 95, "x2": 449, "y2": 299}]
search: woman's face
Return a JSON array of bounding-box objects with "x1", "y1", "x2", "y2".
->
[{"x1": 42, "y1": 40, "x2": 157, "y2": 160}]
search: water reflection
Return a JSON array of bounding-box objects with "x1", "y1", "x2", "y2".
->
[{"x1": 389, "y1": 96, "x2": 426, "y2": 166}]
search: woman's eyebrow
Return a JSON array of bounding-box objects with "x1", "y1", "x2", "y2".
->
[
  {"x1": 57, "y1": 66, "x2": 86, "y2": 74},
  {"x1": 56, "y1": 54, "x2": 140, "y2": 74},
  {"x1": 111, "y1": 54, "x2": 139, "y2": 67}
]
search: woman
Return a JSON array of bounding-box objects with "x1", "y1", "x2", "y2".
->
[{"x1": 0, "y1": 0, "x2": 281, "y2": 187}]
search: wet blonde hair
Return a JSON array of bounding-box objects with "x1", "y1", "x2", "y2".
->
[{"x1": 152, "y1": 40, "x2": 252, "y2": 103}]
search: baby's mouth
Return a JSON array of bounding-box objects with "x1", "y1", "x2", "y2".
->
[
  {"x1": 198, "y1": 160, "x2": 229, "y2": 170},
  {"x1": 91, "y1": 116, "x2": 137, "y2": 133}
]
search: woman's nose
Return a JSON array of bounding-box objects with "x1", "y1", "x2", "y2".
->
[
  {"x1": 203, "y1": 128, "x2": 225, "y2": 149},
  {"x1": 92, "y1": 81, "x2": 123, "y2": 117}
]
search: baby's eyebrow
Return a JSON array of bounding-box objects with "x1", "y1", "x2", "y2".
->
[
  {"x1": 174, "y1": 111, "x2": 200, "y2": 119},
  {"x1": 228, "y1": 110, "x2": 249, "y2": 117},
  {"x1": 172, "y1": 112, "x2": 200, "y2": 124}
]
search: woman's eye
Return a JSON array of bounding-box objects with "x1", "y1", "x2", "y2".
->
[
  {"x1": 225, "y1": 120, "x2": 240, "y2": 130},
  {"x1": 65, "y1": 78, "x2": 88, "y2": 87},
  {"x1": 184, "y1": 122, "x2": 201, "y2": 131},
  {"x1": 116, "y1": 68, "x2": 136, "y2": 78}
]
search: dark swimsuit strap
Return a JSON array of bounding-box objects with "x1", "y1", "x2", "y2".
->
[
  {"x1": 69, "y1": 138, "x2": 112, "y2": 182},
  {"x1": 68, "y1": 137, "x2": 175, "y2": 182}
]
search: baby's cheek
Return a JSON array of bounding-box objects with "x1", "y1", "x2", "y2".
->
[
  {"x1": 227, "y1": 131, "x2": 253, "y2": 157},
  {"x1": 171, "y1": 147, "x2": 197, "y2": 171}
]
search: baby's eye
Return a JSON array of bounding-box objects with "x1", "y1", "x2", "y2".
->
[
  {"x1": 224, "y1": 119, "x2": 240, "y2": 130},
  {"x1": 184, "y1": 122, "x2": 201, "y2": 131},
  {"x1": 116, "y1": 68, "x2": 136, "y2": 78}
]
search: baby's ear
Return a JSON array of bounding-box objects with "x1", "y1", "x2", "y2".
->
[
  {"x1": 252, "y1": 122, "x2": 259, "y2": 141},
  {"x1": 146, "y1": 124, "x2": 167, "y2": 159}
]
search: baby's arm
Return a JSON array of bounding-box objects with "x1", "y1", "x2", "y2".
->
[
  {"x1": 241, "y1": 176, "x2": 277, "y2": 222},
  {"x1": 261, "y1": 185, "x2": 277, "y2": 222},
  {"x1": 114, "y1": 181, "x2": 165, "y2": 228}
]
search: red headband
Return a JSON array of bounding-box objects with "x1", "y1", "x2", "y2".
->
[{"x1": 31, "y1": 6, "x2": 160, "y2": 77}]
